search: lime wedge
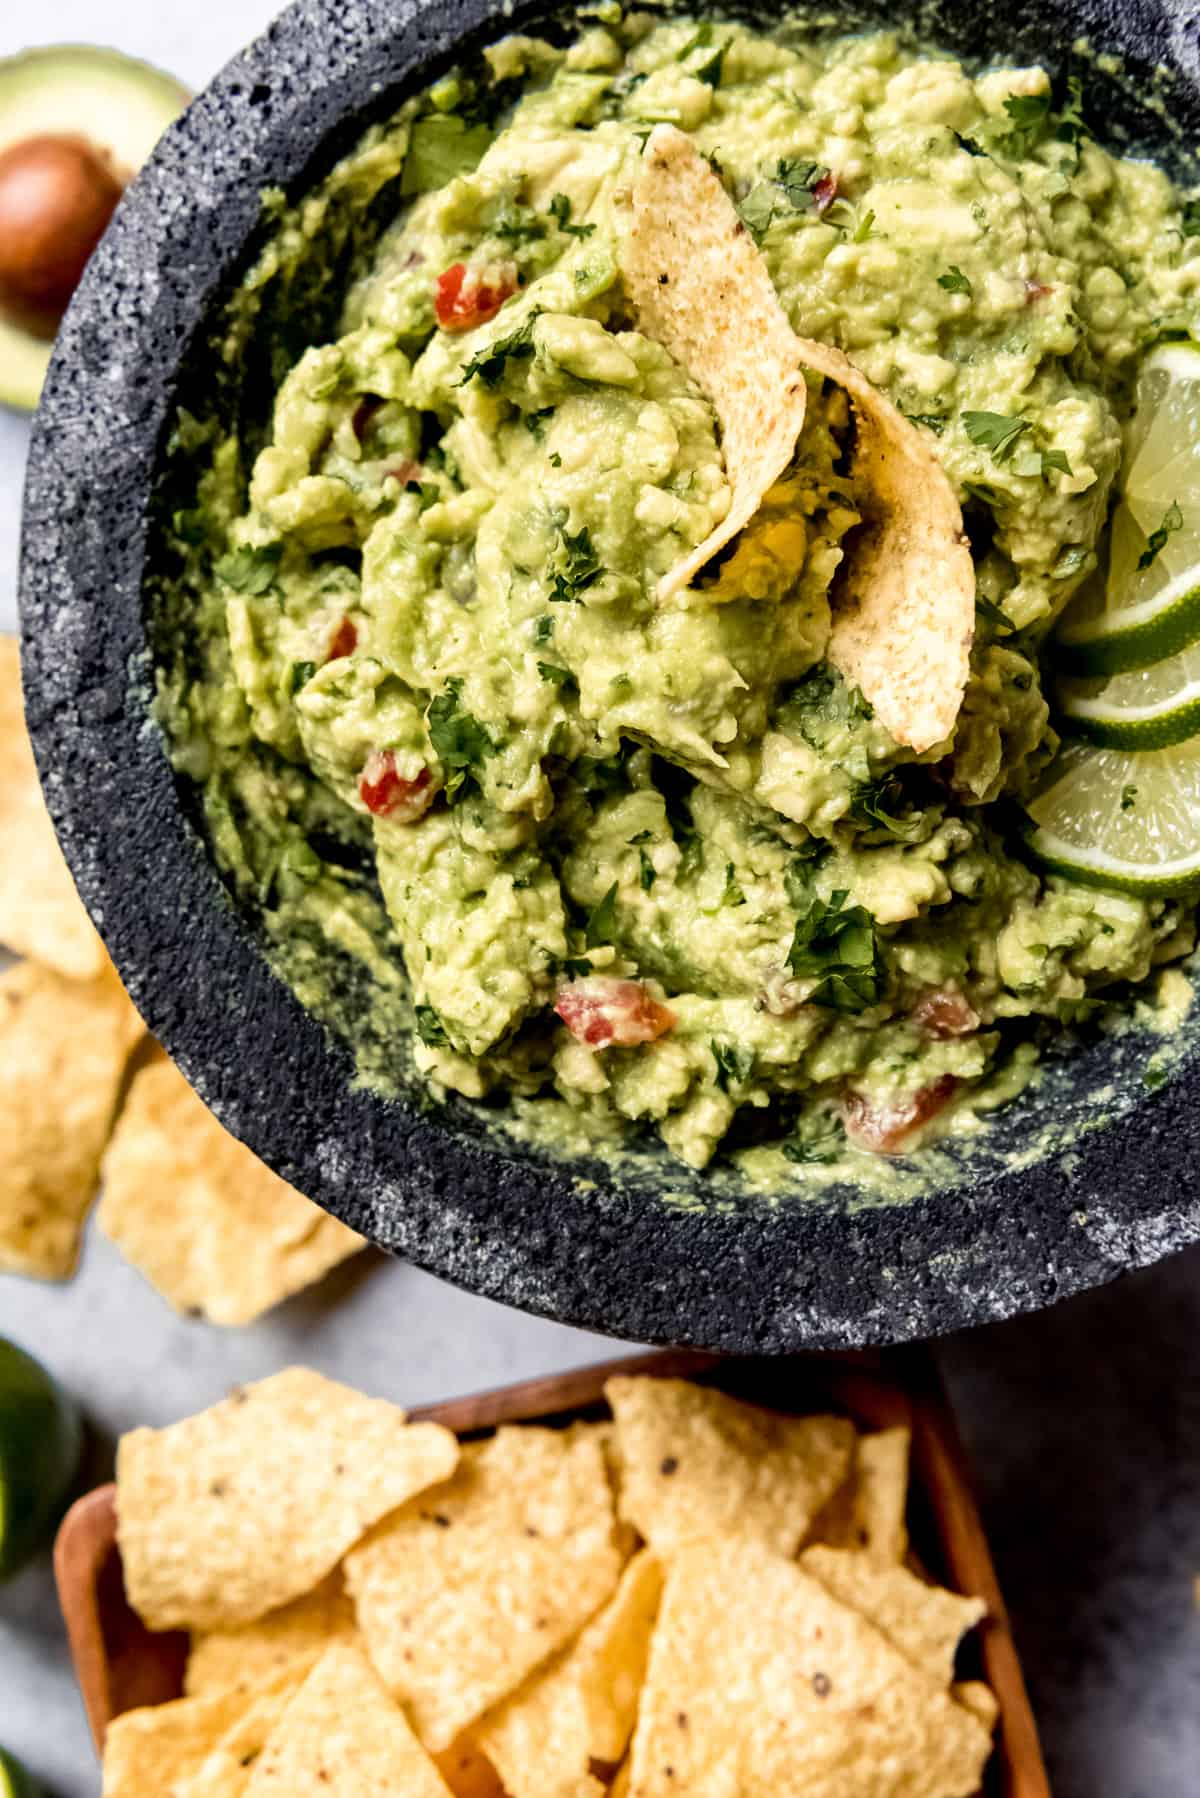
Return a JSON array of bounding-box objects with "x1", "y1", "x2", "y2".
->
[
  {"x1": 0, "y1": 1339, "x2": 82, "y2": 1581},
  {"x1": 1057, "y1": 638, "x2": 1200, "y2": 748},
  {"x1": 1025, "y1": 737, "x2": 1200, "y2": 894},
  {"x1": 0, "y1": 1749, "x2": 45, "y2": 1798},
  {"x1": 1056, "y1": 343, "x2": 1200, "y2": 674}
]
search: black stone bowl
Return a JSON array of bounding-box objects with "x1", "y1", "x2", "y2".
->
[{"x1": 19, "y1": 0, "x2": 1200, "y2": 1351}]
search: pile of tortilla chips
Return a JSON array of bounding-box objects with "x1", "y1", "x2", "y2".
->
[
  {"x1": 105, "y1": 1369, "x2": 998, "y2": 1796},
  {"x1": 0, "y1": 637, "x2": 364, "y2": 1319}
]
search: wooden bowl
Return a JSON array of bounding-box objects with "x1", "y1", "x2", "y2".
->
[{"x1": 54, "y1": 1348, "x2": 1049, "y2": 1796}]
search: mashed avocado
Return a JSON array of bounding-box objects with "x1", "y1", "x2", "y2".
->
[{"x1": 156, "y1": 14, "x2": 1200, "y2": 1173}]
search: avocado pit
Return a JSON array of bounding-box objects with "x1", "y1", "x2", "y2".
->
[{"x1": 0, "y1": 133, "x2": 123, "y2": 338}]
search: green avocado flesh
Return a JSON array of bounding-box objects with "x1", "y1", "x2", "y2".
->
[
  {"x1": 0, "y1": 44, "x2": 187, "y2": 410},
  {"x1": 154, "y1": 15, "x2": 1200, "y2": 1176}
]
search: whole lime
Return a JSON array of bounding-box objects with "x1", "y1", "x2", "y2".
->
[{"x1": 0, "y1": 1338, "x2": 82, "y2": 1579}]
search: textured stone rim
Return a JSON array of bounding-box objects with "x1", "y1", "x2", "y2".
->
[{"x1": 18, "y1": 0, "x2": 1200, "y2": 1352}]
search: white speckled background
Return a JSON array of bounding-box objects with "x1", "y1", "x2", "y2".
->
[{"x1": 2, "y1": 6, "x2": 1200, "y2": 1795}]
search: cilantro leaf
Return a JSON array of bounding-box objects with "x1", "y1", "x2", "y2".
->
[
  {"x1": 953, "y1": 130, "x2": 987, "y2": 158},
  {"x1": 290, "y1": 660, "x2": 317, "y2": 695},
  {"x1": 737, "y1": 158, "x2": 828, "y2": 240},
  {"x1": 1138, "y1": 500, "x2": 1183, "y2": 570},
  {"x1": 1003, "y1": 92, "x2": 1052, "y2": 131},
  {"x1": 638, "y1": 847, "x2": 657, "y2": 892},
  {"x1": 1121, "y1": 783, "x2": 1138, "y2": 812},
  {"x1": 711, "y1": 1041, "x2": 754, "y2": 1091},
  {"x1": 677, "y1": 24, "x2": 726, "y2": 85},
  {"x1": 782, "y1": 1115, "x2": 844, "y2": 1163},
  {"x1": 962, "y1": 410, "x2": 1031, "y2": 462},
  {"x1": 776, "y1": 665, "x2": 874, "y2": 748},
  {"x1": 787, "y1": 890, "x2": 885, "y2": 1013},
  {"x1": 1039, "y1": 448, "x2": 1073, "y2": 476},
  {"x1": 426, "y1": 679, "x2": 497, "y2": 798},
  {"x1": 550, "y1": 512, "x2": 604, "y2": 602},
  {"x1": 1181, "y1": 198, "x2": 1200, "y2": 239},
  {"x1": 548, "y1": 193, "x2": 595, "y2": 237},
  {"x1": 557, "y1": 954, "x2": 594, "y2": 979},
  {"x1": 215, "y1": 543, "x2": 282, "y2": 595},
  {"x1": 458, "y1": 314, "x2": 539, "y2": 389},
  {"x1": 904, "y1": 412, "x2": 946, "y2": 435},
  {"x1": 938, "y1": 265, "x2": 972, "y2": 296},
  {"x1": 721, "y1": 861, "x2": 747, "y2": 908},
  {"x1": 537, "y1": 661, "x2": 575, "y2": 687},
  {"x1": 852, "y1": 208, "x2": 876, "y2": 243},
  {"x1": 533, "y1": 614, "x2": 554, "y2": 645},
  {"x1": 414, "y1": 1004, "x2": 449, "y2": 1047},
  {"x1": 852, "y1": 776, "x2": 926, "y2": 843},
  {"x1": 401, "y1": 116, "x2": 494, "y2": 196},
  {"x1": 585, "y1": 883, "x2": 620, "y2": 948}
]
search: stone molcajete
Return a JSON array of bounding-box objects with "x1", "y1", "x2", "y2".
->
[{"x1": 19, "y1": 0, "x2": 1200, "y2": 1351}]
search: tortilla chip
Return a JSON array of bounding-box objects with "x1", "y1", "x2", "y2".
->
[
  {"x1": 626, "y1": 1537, "x2": 992, "y2": 1797},
  {"x1": 98, "y1": 1051, "x2": 365, "y2": 1326},
  {"x1": 610, "y1": 1763, "x2": 630, "y2": 1798},
  {"x1": 434, "y1": 1738, "x2": 507, "y2": 1798},
  {"x1": 173, "y1": 1666, "x2": 314, "y2": 1798},
  {"x1": 0, "y1": 959, "x2": 143, "y2": 1279},
  {"x1": 475, "y1": 1550, "x2": 663, "y2": 1796},
  {"x1": 101, "y1": 1686, "x2": 258, "y2": 1796},
  {"x1": 954, "y1": 1680, "x2": 1000, "y2": 1732},
  {"x1": 605, "y1": 1376, "x2": 853, "y2": 1558},
  {"x1": 245, "y1": 1643, "x2": 455, "y2": 1796},
  {"x1": 808, "y1": 1426, "x2": 910, "y2": 1563},
  {"x1": 800, "y1": 1546, "x2": 986, "y2": 1689},
  {"x1": 624, "y1": 125, "x2": 808, "y2": 601},
  {"x1": 186, "y1": 1571, "x2": 358, "y2": 1698},
  {"x1": 117, "y1": 1367, "x2": 458, "y2": 1631},
  {"x1": 0, "y1": 636, "x2": 108, "y2": 979},
  {"x1": 344, "y1": 1425, "x2": 623, "y2": 1752}
]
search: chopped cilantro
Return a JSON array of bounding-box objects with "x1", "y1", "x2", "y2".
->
[
  {"x1": 548, "y1": 193, "x2": 595, "y2": 237},
  {"x1": 414, "y1": 1004, "x2": 449, "y2": 1047},
  {"x1": 776, "y1": 665, "x2": 874, "y2": 747},
  {"x1": 937, "y1": 265, "x2": 972, "y2": 296},
  {"x1": 962, "y1": 410, "x2": 1032, "y2": 462},
  {"x1": 1138, "y1": 500, "x2": 1183, "y2": 570},
  {"x1": 550, "y1": 513, "x2": 604, "y2": 602},
  {"x1": 585, "y1": 883, "x2": 620, "y2": 948},
  {"x1": 458, "y1": 313, "x2": 539, "y2": 389},
  {"x1": 782, "y1": 1115, "x2": 843, "y2": 1163},
  {"x1": 549, "y1": 451, "x2": 562, "y2": 468},
  {"x1": 737, "y1": 158, "x2": 828, "y2": 240},
  {"x1": 533, "y1": 614, "x2": 554, "y2": 646},
  {"x1": 537, "y1": 661, "x2": 575, "y2": 687},
  {"x1": 401, "y1": 116, "x2": 493, "y2": 196},
  {"x1": 628, "y1": 829, "x2": 655, "y2": 845},
  {"x1": 523, "y1": 408, "x2": 553, "y2": 441},
  {"x1": 1121, "y1": 784, "x2": 1139, "y2": 812},
  {"x1": 426, "y1": 679, "x2": 497, "y2": 798},
  {"x1": 852, "y1": 208, "x2": 876, "y2": 243},
  {"x1": 722, "y1": 861, "x2": 746, "y2": 908},
  {"x1": 677, "y1": 23, "x2": 726, "y2": 85},
  {"x1": 787, "y1": 890, "x2": 885, "y2": 1013},
  {"x1": 677, "y1": 832, "x2": 704, "y2": 883},
  {"x1": 1039, "y1": 448, "x2": 1074, "y2": 477},
  {"x1": 712, "y1": 1041, "x2": 754, "y2": 1091},
  {"x1": 904, "y1": 412, "x2": 946, "y2": 435},
  {"x1": 405, "y1": 478, "x2": 439, "y2": 512},
  {"x1": 1181, "y1": 198, "x2": 1200, "y2": 239},
  {"x1": 290, "y1": 660, "x2": 317, "y2": 695},
  {"x1": 490, "y1": 196, "x2": 545, "y2": 243},
  {"x1": 963, "y1": 480, "x2": 1002, "y2": 508},
  {"x1": 638, "y1": 847, "x2": 657, "y2": 892},
  {"x1": 214, "y1": 543, "x2": 282, "y2": 595},
  {"x1": 852, "y1": 776, "x2": 925, "y2": 842},
  {"x1": 953, "y1": 129, "x2": 987, "y2": 158},
  {"x1": 558, "y1": 955, "x2": 594, "y2": 980}
]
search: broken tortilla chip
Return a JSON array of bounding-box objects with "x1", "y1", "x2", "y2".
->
[
  {"x1": 0, "y1": 958, "x2": 143, "y2": 1280},
  {"x1": 185, "y1": 1571, "x2": 358, "y2": 1699},
  {"x1": 621, "y1": 137, "x2": 973, "y2": 751},
  {"x1": 0, "y1": 636, "x2": 108, "y2": 979},
  {"x1": 434, "y1": 1737, "x2": 507, "y2": 1798},
  {"x1": 625, "y1": 125, "x2": 808, "y2": 602},
  {"x1": 801, "y1": 1545, "x2": 986, "y2": 1690},
  {"x1": 98, "y1": 1051, "x2": 365, "y2": 1327},
  {"x1": 605, "y1": 1376, "x2": 854, "y2": 1558},
  {"x1": 101, "y1": 1684, "x2": 264, "y2": 1797},
  {"x1": 116, "y1": 1367, "x2": 458, "y2": 1632},
  {"x1": 244, "y1": 1643, "x2": 455, "y2": 1797},
  {"x1": 344, "y1": 1425, "x2": 623, "y2": 1752},
  {"x1": 793, "y1": 335, "x2": 974, "y2": 752},
  {"x1": 808, "y1": 1426, "x2": 910, "y2": 1563},
  {"x1": 954, "y1": 1679, "x2": 1000, "y2": 1732},
  {"x1": 474, "y1": 1549, "x2": 663, "y2": 1797},
  {"x1": 627, "y1": 1537, "x2": 992, "y2": 1797},
  {"x1": 172, "y1": 1666, "x2": 313, "y2": 1798}
]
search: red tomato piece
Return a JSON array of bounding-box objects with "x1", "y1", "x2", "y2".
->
[
  {"x1": 351, "y1": 395, "x2": 383, "y2": 442},
  {"x1": 841, "y1": 1075, "x2": 959, "y2": 1155},
  {"x1": 434, "y1": 261, "x2": 517, "y2": 333},
  {"x1": 384, "y1": 458, "x2": 423, "y2": 487},
  {"x1": 327, "y1": 615, "x2": 358, "y2": 661},
  {"x1": 1024, "y1": 279, "x2": 1053, "y2": 303},
  {"x1": 359, "y1": 753, "x2": 434, "y2": 822},
  {"x1": 554, "y1": 977, "x2": 676, "y2": 1049},
  {"x1": 812, "y1": 171, "x2": 839, "y2": 213},
  {"x1": 913, "y1": 990, "x2": 979, "y2": 1039}
]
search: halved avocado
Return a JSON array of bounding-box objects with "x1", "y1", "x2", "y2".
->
[{"x1": 0, "y1": 45, "x2": 188, "y2": 412}]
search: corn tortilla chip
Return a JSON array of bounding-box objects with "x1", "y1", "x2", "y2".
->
[
  {"x1": 0, "y1": 636, "x2": 108, "y2": 979},
  {"x1": 173, "y1": 1666, "x2": 314, "y2": 1798},
  {"x1": 344, "y1": 1425, "x2": 623, "y2": 1752},
  {"x1": 245, "y1": 1643, "x2": 455, "y2": 1797},
  {"x1": 624, "y1": 125, "x2": 808, "y2": 602},
  {"x1": 0, "y1": 959, "x2": 143, "y2": 1280},
  {"x1": 610, "y1": 1763, "x2": 630, "y2": 1798},
  {"x1": 627, "y1": 1537, "x2": 992, "y2": 1797},
  {"x1": 434, "y1": 1738, "x2": 507, "y2": 1798},
  {"x1": 99, "y1": 1052, "x2": 364, "y2": 1326},
  {"x1": 953, "y1": 1680, "x2": 1000, "y2": 1732},
  {"x1": 792, "y1": 335, "x2": 974, "y2": 751},
  {"x1": 101, "y1": 1685, "x2": 260, "y2": 1797},
  {"x1": 808, "y1": 1426, "x2": 910, "y2": 1564},
  {"x1": 801, "y1": 1545, "x2": 986, "y2": 1689},
  {"x1": 117, "y1": 1367, "x2": 458, "y2": 1631},
  {"x1": 475, "y1": 1549, "x2": 663, "y2": 1797},
  {"x1": 186, "y1": 1571, "x2": 357, "y2": 1698},
  {"x1": 605, "y1": 1376, "x2": 853, "y2": 1558}
]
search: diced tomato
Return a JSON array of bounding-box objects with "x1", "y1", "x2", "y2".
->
[
  {"x1": 913, "y1": 989, "x2": 979, "y2": 1039},
  {"x1": 813, "y1": 171, "x2": 839, "y2": 214},
  {"x1": 327, "y1": 615, "x2": 358, "y2": 661},
  {"x1": 434, "y1": 261, "x2": 518, "y2": 333},
  {"x1": 384, "y1": 458, "x2": 423, "y2": 487},
  {"x1": 359, "y1": 753, "x2": 434, "y2": 822},
  {"x1": 841, "y1": 1075, "x2": 959, "y2": 1155},
  {"x1": 351, "y1": 395, "x2": 384, "y2": 443},
  {"x1": 1024, "y1": 279, "x2": 1053, "y2": 303},
  {"x1": 554, "y1": 977, "x2": 676, "y2": 1049}
]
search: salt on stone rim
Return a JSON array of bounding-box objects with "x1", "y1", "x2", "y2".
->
[{"x1": 18, "y1": 0, "x2": 1200, "y2": 1352}]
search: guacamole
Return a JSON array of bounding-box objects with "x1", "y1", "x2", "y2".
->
[{"x1": 157, "y1": 13, "x2": 1200, "y2": 1173}]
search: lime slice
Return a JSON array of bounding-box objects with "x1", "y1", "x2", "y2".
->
[
  {"x1": 0, "y1": 1339, "x2": 82, "y2": 1581},
  {"x1": 1056, "y1": 343, "x2": 1200, "y2": 674},
  {"x1": 1057, "y1": 638, "x2": 1200, "y2": 748},
  {"x1": 0, "y1": 1749, "x2": 46, "y2": 1798},
  {"x1": 1025, "y1": 736, "x2": 1200, "y2": 894}
]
